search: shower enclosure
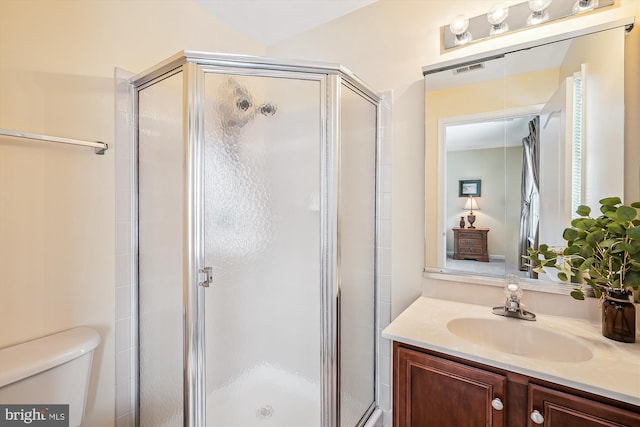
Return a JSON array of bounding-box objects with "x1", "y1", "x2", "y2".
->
[{"x1": 131, "y1": 52, "x2": 380, "y2": 426}]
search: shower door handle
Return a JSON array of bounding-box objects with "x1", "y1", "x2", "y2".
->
[{"x1": 199, "y1": 267, "x2": 213, "y2": 288}]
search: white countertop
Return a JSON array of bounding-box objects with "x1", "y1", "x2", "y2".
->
[{"x1": 382, "y1": 296, "x2": 640, "y2": 406}]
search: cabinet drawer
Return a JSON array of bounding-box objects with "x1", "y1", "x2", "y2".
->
[
  {"x1": 460, "y1": 232, "x2": 483, "y2": 240},
  {"x1": 460, "y1": 245, "x2": 482, "y2": 254},
  {"x1": 460, "y1": 238, "x2": 482, "y2": 247}
]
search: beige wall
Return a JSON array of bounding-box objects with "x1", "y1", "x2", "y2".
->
[
  {"x1": 0, "y1": 1, "x2": 263, "y2": 425},
  {"x1": 446, "y1": 146, "x2": 522, "y2": 262}
]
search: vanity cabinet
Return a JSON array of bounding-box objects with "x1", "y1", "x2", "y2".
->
[
  {"x1": 393, "y1": 342, "x2": 640, "y2": 427},
  {"x1": 529, "y1": 383, "x2": 640, "y2": 427}
]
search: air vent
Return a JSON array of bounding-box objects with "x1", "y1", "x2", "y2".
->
[{"x1": 453, "y1": 63, "x2": 485, "y2": 75}]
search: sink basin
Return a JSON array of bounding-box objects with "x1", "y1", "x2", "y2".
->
[{"x1": 447, "y1": 317, "x2": 593, "y2": 362}]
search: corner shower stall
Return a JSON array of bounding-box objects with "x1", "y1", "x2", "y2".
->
[{"x1": 130, "y1": 52, "x2": 380, "y2": 426}]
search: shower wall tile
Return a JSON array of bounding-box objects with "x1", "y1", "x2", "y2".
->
[
  {"x1": 380, "y1": 90, "x2": 393, "y2": 167},
  {"x1": 379, "y1": 302, "x2": 392, "y2": 330},
  {"x1": 379, "y1": 337, "x2": 391, "y2": 359},
  {"x1": 381, "y1": 193, "x2": 392, "y2": 221},
  {"x1": 115, "y1": 158, "x2": 132, "y2": 191},
  {"x1": 382, "y1": 164, "x2": 392, "y2": 193},
  {"x1": 380, "y1": 384, "x2": 391, "y2": 412},
  {"x1": 377, "y1": 91, "x2": 393, "y2": 427},
  {"x1": 379, "y1": 355, "x2": 391, "y2": 387},
  {"x1": 116, "y1": 348, "x2": 131, "y2": 387},
  {"x1": 115, "y1": 221, "x2": 131, "y2": 257},
  {"x1": 115, "y1": 254, "x2": 132, "y2": 287},
  {"x1": 114, "y1": 68, "x2": 136, "y2": 425},
  {"x1": 115, "y1": 189, "x2": 132, "y2": 223},
  {"x1": 115, "y1": 286, "x2": 131, "y2": 320},
  {"x1": 116, "y1": 318, "x2": 132, "y2": 356},
  {"x1": 115, "y1": 381, "x2": 131, "y2": 419},
  {"x1": 116, "y1": 412, "x2": 134, "y2": 427},
  {"x1": 379, "y1": 274, "x2": 391, "y2": 304},
  {"x1": 380, "y1": 220, "x2": 391, "y2": 249},
  {"x1": 382, "y1": 401, "x2": 393, "y2": 426},
  {"x1": 381, "y1": 248, "x2": 392, "y2": 276}
]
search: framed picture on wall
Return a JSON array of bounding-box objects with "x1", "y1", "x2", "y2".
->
[{"x1": 459, "y1": 179, "x2": 481, "y2": 197}]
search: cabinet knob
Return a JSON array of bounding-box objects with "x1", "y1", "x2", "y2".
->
[
  {"x1": 491, "y1": 398, "x2": 504, "y2": 411},
  {"x1": 530, "y1": 409, "x2": 544, "y2": 424}
]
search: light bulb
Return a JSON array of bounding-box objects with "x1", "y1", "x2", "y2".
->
[
  {"x1": 487, "y1": 3, "x2": 509, "y2": 35},
  {"x1": 449, "y1": 15, "x2": 472, "y2": 45},
  {"x1": 527, "y1": 0, "x2": 552, "y2": 25},
  {"x1": 573, "y1": 0, "x2": 597, "y2": 13},
  {"x1": 528, "y1": 0, "x2": 552, "y2": 12}
]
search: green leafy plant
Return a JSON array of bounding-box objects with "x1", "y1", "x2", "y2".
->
[{"x1": 526, "y1": 197, "x2": 640, "y2": 300}]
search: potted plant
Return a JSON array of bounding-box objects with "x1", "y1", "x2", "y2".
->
[{"x1": 526, "y1": 197, "x2": 640, "y2": 343}]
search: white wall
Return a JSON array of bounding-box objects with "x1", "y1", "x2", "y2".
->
[{"x1": 0, "y1": 1, "x2": 263, "y2": 425}]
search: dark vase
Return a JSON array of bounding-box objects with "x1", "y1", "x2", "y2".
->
[
  {"x1": 601, "y1": 289, "x2": 636, "y2": 343},
  {"x1": 459, "y1": 216, "x2": 465, "y2": 228}
]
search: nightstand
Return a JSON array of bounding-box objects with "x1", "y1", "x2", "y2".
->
[{"x1": 453, "y1": 227, "x2": 489, "y2": 262}]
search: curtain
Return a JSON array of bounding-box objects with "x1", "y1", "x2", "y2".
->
[{"x1": 519, "y1": 116, "x2": 540, "y2": 272}]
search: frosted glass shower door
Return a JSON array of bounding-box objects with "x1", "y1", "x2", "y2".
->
[
  {"x1": 201, "y1": 72, "x2": 323, "y2": 426},
  {"x1": 138, "y1": 71, "x2": 185, "y2": 426},
  {"x1": 339, "y1": 85, "x2": 377, "y2": 427}
]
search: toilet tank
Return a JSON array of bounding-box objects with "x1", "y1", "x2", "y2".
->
[{"x1": 0, "y1": 327, "x2": 101, "y2": 426}]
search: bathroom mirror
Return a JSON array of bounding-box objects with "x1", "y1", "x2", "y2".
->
[{"x1": 424, "y1": 22, "x2": 632, "y2": 287}]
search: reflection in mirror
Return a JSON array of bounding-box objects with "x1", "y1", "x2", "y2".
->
[
  {"x1": 425, "y1": 26, "x2": 627, "y2": 284},
  {"x1": 445, "y1": 114, "x2": 538, "y2": 278}
]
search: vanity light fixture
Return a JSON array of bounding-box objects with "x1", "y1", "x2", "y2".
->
[
  {"x1": 487, "y1": 3, "x2": 509, "y2": 35},
  {"x1": 450, "y1": 14, "x2": 472, "y2": 46},
  {"x1": 441, "y1": 0, "x2": 614, "y2": 50},
  {"x1": 573, "y1": 0, "x2": 598, "y2": 13},
  {"x1": 464, "y1": 196, "x2": 480, "y2": 229},
  {"x1": 527, "y1": 0, "x2": 553, "y2": 26}
]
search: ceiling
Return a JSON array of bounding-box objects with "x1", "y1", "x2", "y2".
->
[
  {"x1": 195, "y1": 0, "x2": 380, "y2": 46},
  {"x1": 446, "y1": 116, "x2": 536, "y2": 152}
]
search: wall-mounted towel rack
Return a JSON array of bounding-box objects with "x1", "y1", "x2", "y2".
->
[{"x1": 0, "y1": 128, "x2": 108, "y2": 155}]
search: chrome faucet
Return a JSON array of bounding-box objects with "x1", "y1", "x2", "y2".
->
[{"x1": 492, "y1": 277, "x2": 536, "y2": 321}]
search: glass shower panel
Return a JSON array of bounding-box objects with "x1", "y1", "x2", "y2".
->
[
  {"x1": 138, "y1": 72, "x2": 185, "y2": 426},
  {"x1": 339, "y1": 85, "x2": 377, "y2": 427},
  {"x1": 202, "y1": 72, "x2": 323, "y2": 426}
]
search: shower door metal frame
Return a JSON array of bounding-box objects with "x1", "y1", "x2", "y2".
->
[
  {"x1": 334, "y1": 77, "x2": 381, "y2": 427},
  {"x1": 131, "y1": 51, "x2": 381, "y2": 427}
]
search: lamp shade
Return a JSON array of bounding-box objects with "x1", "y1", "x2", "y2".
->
[{"x1": 464, "y1": 197, "x2": 480, "y2": 211}]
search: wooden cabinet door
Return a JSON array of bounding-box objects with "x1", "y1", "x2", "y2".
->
[
  {"x1": 395, "y1": 345, "x2": 507, "y2": 427},
  {"x1": 528, "y1": 383, "x2": 640, "y2": 427}
]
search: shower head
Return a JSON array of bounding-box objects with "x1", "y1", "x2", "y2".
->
[
  {"x1": 214, "y1": 78, "x2": 278, "y2": 141},
  {"x1": 236, "y1": 98, "x2": 253, "y2": 112},
  {"x1": 258, "y1": 103, "x2": 277, "y2": 116}
]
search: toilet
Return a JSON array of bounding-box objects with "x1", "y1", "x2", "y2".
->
[{"x1": 0, "y1": 327, "x2": 101, "y2": 426}]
